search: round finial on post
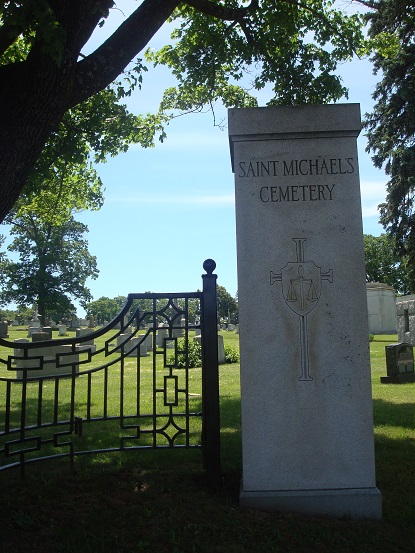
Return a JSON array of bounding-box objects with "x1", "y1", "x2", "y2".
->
[{"x1": 203, "y1": 259, "x2": 216, "y2": 275}]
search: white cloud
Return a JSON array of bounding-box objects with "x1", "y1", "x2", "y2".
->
[
  {"x1": 360, "y1": 179, "x2": 387, "y2": 201},
  {"x1": 362, "y1": 204, "x2": 381, "y2": 218},
  {"x1": 360, "y1": 179, "x2": 387, "y2": 216}
]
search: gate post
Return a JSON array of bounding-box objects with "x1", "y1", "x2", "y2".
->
[{"x1": 201, "y1": 259, "x2": 221, "y2": 489}]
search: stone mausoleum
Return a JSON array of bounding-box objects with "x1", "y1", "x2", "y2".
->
[{"x1": 366, "y1": 282, "x2": 397, "y2": 335}]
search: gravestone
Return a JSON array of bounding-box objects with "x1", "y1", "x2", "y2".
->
[
  {"x1": 0, "y1": 320, "x2": 9, "y2": 338},
  {"x1": 126, "y1": 336, "x2": 149, "y2": 357},
  {"x1": 157, "y1": 324, "x2": 169, "y2": 347},
  {"x1": 144, "y1": 332, "x2": 153, "y2": 351},
  {"x1": 32, "y1": 332, "x2": 50, "y2": 342},
  {"x1": 41, "y1": 326, "x2": 53, "y2": 340},
  {"x1": 27, "y1": 307, "x2": 41, "y2": 337},
  {"x1": 70, "y1": 317, "x2": 80, "y2": 329},
  {"x1": 217, "y1": 334, "x2": 226, "y2": 364},
  {"x1": 381, "y1": 343, "x2": 415, "y2": 383},
  {"x1": 15, "y1": 344, "x2": 80, "y2": 378},
  {"x1": 396, "y1": 294, "x2": 415, "y2": 344},
  {"x1": 14, "y1": 338, "x2": 29, "y2": 358},
  {"x1": 228, "y1": 104, "x2": 381, "y2": 520},
  {"x1": 76, "y1": 328, "x2": 97, "y2": 353},
  {"x1": 76, "y1": 328, "x2": 96, "y2": 352},
  {"x1": 193, "y1": 334, "x2": 226, "y2": 364}
]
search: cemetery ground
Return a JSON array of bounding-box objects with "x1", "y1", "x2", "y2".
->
[{"x1": 0, "y1": 330, "x2": 414, "y2": 553}]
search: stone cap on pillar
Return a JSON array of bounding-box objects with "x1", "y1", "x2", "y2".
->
[{"x1": 228, "y1": 103, "x2": 362, "y2": 171}]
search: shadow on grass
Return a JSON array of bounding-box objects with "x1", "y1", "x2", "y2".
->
[
  {"x1": 371, "y1": 399, "x2": 415, "y2": 527},
  {"x1": 1, "y1": 440, "x2": 414, "y2": 553},
  {"x1": 373, "y1": 398, "x2": 415, "y2": 430},
  {"x1": 1, "y1": 390, "x2": 206, "y2": 473},
  {"x1": 2, "y1": 392, "x2": 415, "y2": 552},
  {"x1": 0, "y1": 392, "x2": 243, "y2": 481}
]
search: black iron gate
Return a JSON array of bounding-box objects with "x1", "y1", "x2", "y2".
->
[{"x1": 0, "y1": 260, "x2": 220, "y2": 486}]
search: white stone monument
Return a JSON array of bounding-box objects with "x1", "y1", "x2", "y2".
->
[
  {"x1": 27, "y1": 305, "x2": 41, "y2": 337},
  {"x1": 229, "y1": 104, "x2": 381, "y2": 520},
  {"x1": 366, "y1": 282, "x2": 397, "y2": 334}
]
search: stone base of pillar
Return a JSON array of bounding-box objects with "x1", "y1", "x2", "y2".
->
[{"x1": 240, "y1": 485, "x2": 382, "y2": 520}]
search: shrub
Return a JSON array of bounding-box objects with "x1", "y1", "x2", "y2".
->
[
  {"x1": 168, "y1": 338, "x2": 240, "y2": 367},
  {"x1": 224, "y1": 344, "x2": 240, "y2": 364},
  {"x1": 169, "y1": 338, "x2": 202, "y2": 368},
  {"x1": 369, "y1": 334, "x2": 375, "y2": 342}
]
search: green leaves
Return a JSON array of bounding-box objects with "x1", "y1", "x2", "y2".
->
[
  {"x1": 363, "y1": 0, "x2": 415, "y2": 287},
  {"x1": 146, "y1": 0, "x2": 366, "y2": 110},
  {"x1": 0, "y1": 0, "x2": 66, "y2": 63},
  {"x1": 0, "y1": 0, "x2": 369, "y2": 222},
  {"x1": 1, "y1": 215, "x2": 98, "y2": 321},
  {"x1": 217, "y1": 285, "x2": 238, "y2": 322},
  {"x1": 364, "y1": 233, "x2": 412, "y2": 294},
  {"x1": 85, "y1": 297, "x2": 124, "y2": 322}
]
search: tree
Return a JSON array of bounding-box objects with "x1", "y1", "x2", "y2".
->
[
  {"x1": 86, "y1": 294, "x2": 202, "y2": 325},
  {"x1": 0, "y1": 307, "x2": 19, "y2": 323},
  {"x1": 14, "y1": 306, "x2": 35, "y2": 325},
  {"x1": 0, "y1": 71, "x2": 161, "y2": 323},
  {"x1": 1, "y1": 212, "x2": 98, "y2": 324},
  {"x1": 363, "y1": 233, "x2": 412, "y2": 294},
  {"x1": 1, "y1": 132, "x2": 105, "y2": 325},
  {"x1": 0, "y1": 0, "x2": 366, "y2": 221},
  {"x1": 19, "y1": 83, "x2": 169, "y2": 222},
  {"x1": 85, "y1": 296, "x2": 122, "y2": 322},
  {"x1": 363, "y1": 0, "x2": 415, "y2": 285},
  {"x1": 217, "y1": 285, "x2": 238, "y2": 323}
]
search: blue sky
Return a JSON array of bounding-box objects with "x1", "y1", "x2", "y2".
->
[{"x1": 4, "y1": 3, "x2": 389, "y2": 315}]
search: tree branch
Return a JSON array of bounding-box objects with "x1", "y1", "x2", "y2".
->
[
  {"x1": 184, "y1": 0, "x2": 259, "y2": 21},
  {"x1": 72, "y1": 0, "x2": 180, "y2": 106},
  {"x1": 282, "y1": 0, "x2": 365, "y2": 56},
  {"x1": 352, "y1": 0, "x2": 377, "y2": 10},
  {"x1": 47, "y1": 0, "x2": 113, "y2": 49}
]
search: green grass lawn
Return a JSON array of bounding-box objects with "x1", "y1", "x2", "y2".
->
[{"x1": 0, "y1": 330, "x2": 414, "y2": 553}]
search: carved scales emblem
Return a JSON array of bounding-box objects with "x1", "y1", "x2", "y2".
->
[{"x1": 270, "y1": 238, "x2": 333, "y2": 381}]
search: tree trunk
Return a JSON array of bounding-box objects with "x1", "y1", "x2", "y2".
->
[
  {"x1": 0, "y1": 0, "x2": 180, "y2": 222},
  {"x1": 0, "y1": 86, "x2": 69, "y2": 223}
]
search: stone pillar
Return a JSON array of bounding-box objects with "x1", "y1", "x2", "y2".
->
[{"x1": 228, "y1": 104, "x2": 381, "y2": 520}]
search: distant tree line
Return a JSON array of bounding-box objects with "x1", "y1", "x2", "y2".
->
[{"x1": 86, "y1": 285, "x2": 238, "y2": 325}]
